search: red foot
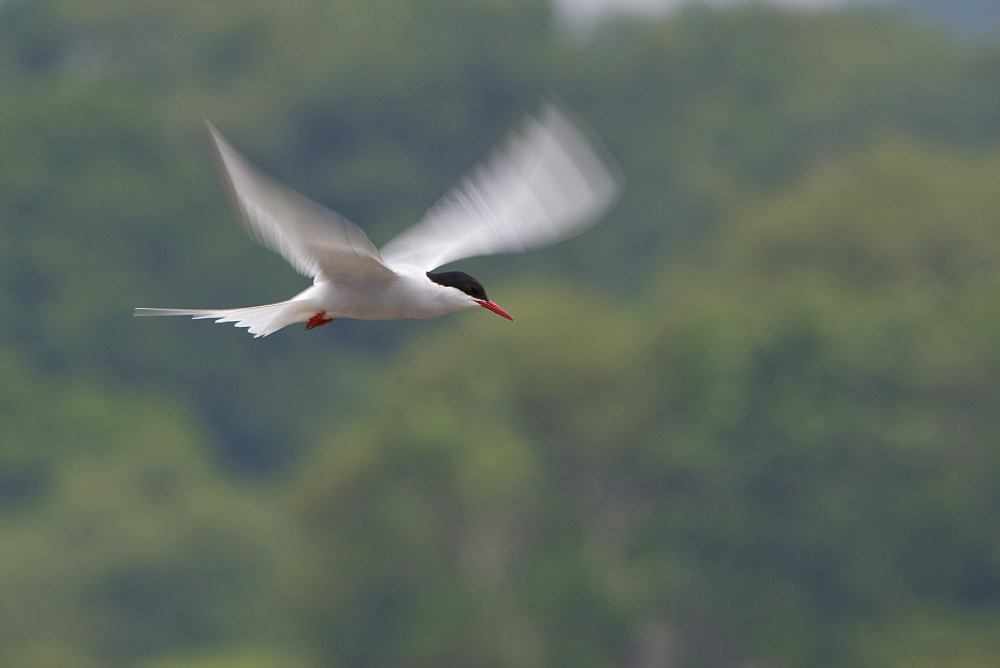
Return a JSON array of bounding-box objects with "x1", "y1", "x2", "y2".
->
[{"x1": 306, "y1": 312, "x2": 334, "y2": 330}]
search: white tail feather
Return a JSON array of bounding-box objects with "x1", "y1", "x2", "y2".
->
[{"x1": 134, "y1": 300, "x2": 317, "y2": 338}]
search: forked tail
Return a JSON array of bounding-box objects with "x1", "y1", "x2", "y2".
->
[{"x1": 134, "y1": 300, "x2": 318, "y2": 338}]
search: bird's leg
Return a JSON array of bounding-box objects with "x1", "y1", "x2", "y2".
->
[{"x1": 306, "y1": 312, "x2": 334, "y2": 330}]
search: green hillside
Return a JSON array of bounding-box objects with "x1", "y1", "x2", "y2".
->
[{"x1": 3, "y1": 1, "x2": 1000, "y2": 665}]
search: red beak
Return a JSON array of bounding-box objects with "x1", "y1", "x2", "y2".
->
[{"x1": 476, "y1": 299, "x2": 515, "y2": 321}]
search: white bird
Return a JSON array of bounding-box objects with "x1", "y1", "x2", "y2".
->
[{"x1": 135, "y1": 101, "x2": 621, "y2": 337}]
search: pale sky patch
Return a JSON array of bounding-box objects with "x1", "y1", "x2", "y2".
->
[{"x1": 553, "y1": 0, "x2": 884, "y2": 27}]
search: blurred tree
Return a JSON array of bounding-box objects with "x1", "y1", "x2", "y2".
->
[
  {"x1": 0, "y1": 363, "x2": 317, "y2": 666},
  {"x1": 289, "y1": 141, "x2": 1000, "y2": 666},
  {"x1": 552, "y1": 6, "x2": 1000, "y2": 288},
  {"x1": 3, "y1": 1, "x2": 1000, "y2": 665}
]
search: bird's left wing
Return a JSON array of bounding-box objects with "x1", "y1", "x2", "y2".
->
[
  {"x1": 206, "y1": 121, "x2": 395, "y2": 282},
  {"x1": 379, "y1": 101, "x2": 622, "y2": 272}
]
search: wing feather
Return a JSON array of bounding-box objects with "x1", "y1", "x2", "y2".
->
[
  {"x1": 379, "y1": 101, "x2": 622, "y2": 271},
  {"x1": 206, "y1": 122, "x2": 395, "y2": 282}
]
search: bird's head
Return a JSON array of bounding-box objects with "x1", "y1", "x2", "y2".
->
[{"x1": 426, "y1": 271, "x2": 514, "y2": 321}]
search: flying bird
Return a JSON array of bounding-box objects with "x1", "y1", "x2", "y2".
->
[{"x1": 135, "y1": 102, "x2": 621, "y2": 337}]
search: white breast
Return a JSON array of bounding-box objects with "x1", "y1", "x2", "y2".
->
[{"x1": 299, "y1": 272, "x2": 472, "y2": 321}]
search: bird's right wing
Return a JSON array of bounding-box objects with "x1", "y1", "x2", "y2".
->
[
  {"x1": 206, "y1": 122, "x2": 395, "y2": 283},
  {"x1": 379, "y1": 101, "x2": 622, "y2": 272}
]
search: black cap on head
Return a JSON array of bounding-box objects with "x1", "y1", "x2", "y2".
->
[{"x1": 426, "y1": 271, "x2": 489, "y2": 301}]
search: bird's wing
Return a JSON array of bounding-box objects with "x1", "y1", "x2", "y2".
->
[
  {"x1": 379, "y1": 101, "x2": 622, "y2": 272},
  {"x1": 206, "y1": 121, "x2": 395, "y2": 283}
]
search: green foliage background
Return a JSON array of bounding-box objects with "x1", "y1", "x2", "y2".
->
[{"x1": 3, "y1": 0, "x2": 1000, "y2": 665}]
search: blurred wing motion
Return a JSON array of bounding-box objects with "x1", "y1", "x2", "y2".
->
[
  {"x1": 379, "y1": 101, "x2": 622, "y2": 272},
  {"x1": 205, "y1": 121, "x2": 395, "y2": 282}
]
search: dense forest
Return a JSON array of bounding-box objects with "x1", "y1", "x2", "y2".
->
[{"x1": 3, "y1": 0, "x2": 1000, "y2": 665}]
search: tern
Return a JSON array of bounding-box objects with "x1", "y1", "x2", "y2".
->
[{"x1": 135, "y1": 102, "x2": 621, "y2": 337}]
